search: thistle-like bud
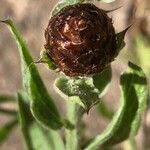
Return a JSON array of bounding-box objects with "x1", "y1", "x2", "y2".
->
[{"x1": 44, "y1": 3, "x2": 121, "y2": 76}]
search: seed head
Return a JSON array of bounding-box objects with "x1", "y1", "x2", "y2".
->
[{"x1": 44, "y1": 3, "x2": 117, "y2": 76}]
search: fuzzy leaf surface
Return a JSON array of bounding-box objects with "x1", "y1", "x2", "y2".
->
[
  {"x1": 85, "y1": 62, "x2": 148, "y2": 149},
  {"x1": 55, "y1": 77, "x2": 100, "y2": 110},
  {"x1": 55, "y1": 67, "x2": 111, "y2": 111},
  {"x1": 17, "y1": 92, "x2": 65, "y2": 150}
]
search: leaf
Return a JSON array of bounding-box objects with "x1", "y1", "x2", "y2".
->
[
  {"x1": 92, "y1": 66, "x2": 112, "y2": 97},
  {"x1": 51, "y1": 1, "x2": 69, "y2": 17},
  {"x1": 0, "y1": 94, "x2": 16, "y2": 103},
  {"x1": 46, "y1": 130, "x2": 65, "y2": 150},
  {"x1": 18, "y1": 92, "x2": 65, "y2": 150},
  {"x1": 115, "y1": 26, "x2": 131, "y2": 54},
  {"x1": 39, "y1": 50, "x2": 57, "y2": 70},
  {"x1": 51, "y1": 0, "x2": 85, "y2": 17},
  {"x1": 0, "y1": 107, "x2": 17, "y2": 116},
  {"x1": 55, "y1": 77, "x2": 100, "y2": 111},
  {"x1": 85, "y1": 62, "x2": 148, "y2": 149},
  {"x1": 55, "y1": 67, "x2": 112, "y2": 111},
  {"x1": 1, "y1": 19, "x2": 63, "y2": 129},
  {"x1": 18, "y1": 92, "x2": 51, "y2": 150},
  {"x1": 0, "y1": 118, "x2": 18, "y2": 144}
]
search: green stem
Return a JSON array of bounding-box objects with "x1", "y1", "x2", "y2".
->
[{"x1": 66, "y1": 99, "x2": 84, "y2": 150}]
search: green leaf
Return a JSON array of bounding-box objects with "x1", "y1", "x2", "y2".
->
[
  {"x1": 51, "y1": 1, "x2": 69, "y2": 16},
  {"x1": 51, "y1": 0, "x2": 85, "y2": 17},
  {"x1": 85, "y1": 62, "x2": 148, "y2": 149},
  {"x1": 1, "y1": 19, "x2": 63, "y2": 129},
  {"x1": 0, "y1": 107, "x2": 17, "y2": 116},
  {"x1": 55, "y1": 67, "x2": 112, "y2": 111},
  {"x1": 55, "y1": 77, "x2": 100, "y2": 111},
  {"x1": 39, "y1": 50, "x2": 57, "y2": 70},
  {"x1": 0, "y1": 94, "x2": 16, "y2": 103},
  {"x1": 46, "y1": 129, "x2": 65, "y2": 150},
  {"x1": 18, "y1": 92, "x2": 65, "y2": 150},
  {"x1": 93, "y1": 66, "x2": 112, "y2": 97},
  {"x1": 0, "y1": 118, "x2": 18, "y2": 144},
  {"x1": 115, "y1": 26, "x2": 131, "y2": 54}
]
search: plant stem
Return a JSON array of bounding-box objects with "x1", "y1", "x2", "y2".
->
[{"x1": 66, "y1": 99, "x2": 83, "y2": 150}]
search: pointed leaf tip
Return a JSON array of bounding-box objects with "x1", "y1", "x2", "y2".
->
[
  {"x1": 115, "y1": 25, "x2": 132, "y2": 54},
  {"x1": 117, "y1": 25, "x2": 132, "y2": 43},
  {"x1": 128, "y1": 61, "x2": 141, "y2": 71},
  {"x1": 0, "y1": 19, "x2": 12, "y2": 25},
  {"x1": 104, "y1": 6, "x2": 122, "y2": 13},
  {"x1": 2, "y1": 19, "x2": 63, "y2": 130}
]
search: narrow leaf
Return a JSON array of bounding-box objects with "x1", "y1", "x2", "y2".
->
[
  {"x1": 51, "y1": 0, "x2": 85, "y2": 17},
  {"x1": 92, "y1": 66, "x2": 112, "y2": 97},
  {"x1": 0, "y1": 118, "x2": 18, "y2": 144},
  {"x1": 85, "y1": 62, "x2": 148, "y2": 149},
  {"x1": 1, "y1": 19, "x2": 62, "y2": 129},
  {"x1": 0, "y1": 95, "x2": 16, "y2": 103},
  {"x1": 0, "y1": 107, "x2": 17, "y2": 116},
  {"x1": 116, "y1": 26, "x2": 131, "y2": 52},
  {"x1": 18, "y1": 92, "x2": 53, "y2": 150},
  {"x1": 46, "y1": 129, "x2": 65, "y2": 150},
  {"x1": 39, "y1": 50, "x2": 57, "y2": 70},
  {"x1": 51, "y1": 1, "x2": 69, "y2": 17}
]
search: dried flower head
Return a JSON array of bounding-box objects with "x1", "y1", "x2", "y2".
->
[{"x1": 44, "y1": 3, "x2": 117, "y2": 76}]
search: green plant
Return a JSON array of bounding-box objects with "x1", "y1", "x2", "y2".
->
[{"x1": 0, "y1": 0, "x2": 148, "y2": 150}]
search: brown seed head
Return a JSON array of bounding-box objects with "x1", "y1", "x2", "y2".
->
[{"x1": 44, "y1": 3, "x2": 117, "y2": 76}]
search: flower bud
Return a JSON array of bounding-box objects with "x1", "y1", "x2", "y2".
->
[{"x1": 44, "y1": 3, "x2": 117, "y2": 76}]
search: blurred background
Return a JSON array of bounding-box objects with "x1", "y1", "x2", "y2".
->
[{"x1": 0, "y1": 0, "x2": 149, "y2": 149}]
